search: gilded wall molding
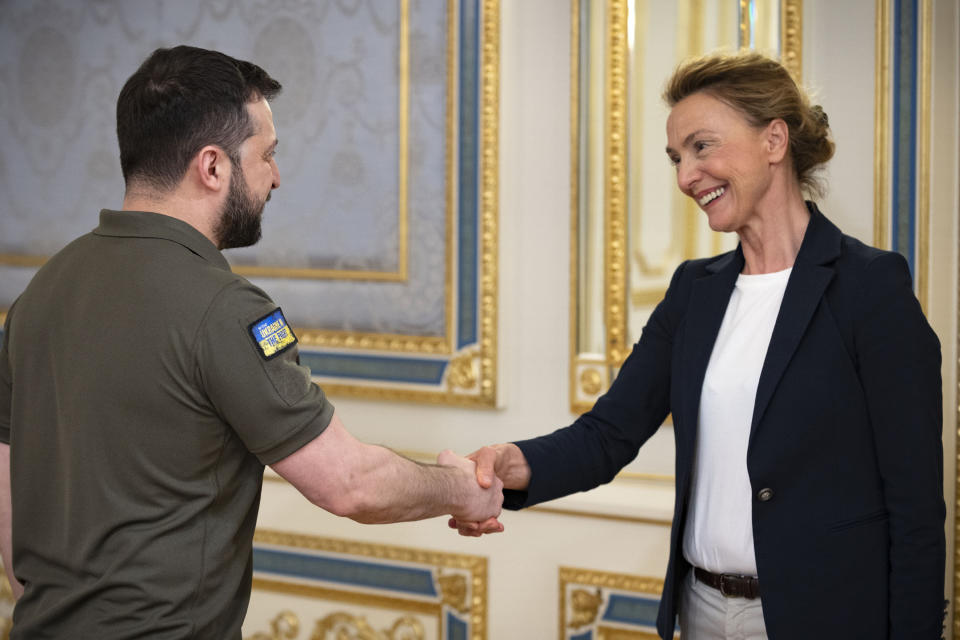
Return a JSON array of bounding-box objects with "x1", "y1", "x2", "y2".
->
[
  {"x1": 780, "y1": 0, "x2": 803, "y2": 81},
  {"x1": 559, "y1": 567, "x2": 674, "y2": 639},
  {"x1": 603, "y1": 0, "x2": 630, "y2": 368},
  {"x1": 0, "y1": 1, "x2": 500, "y2": 409},
  {"x1": 874, "y1": 0, "x2": 892, "y2": 251},
  {"x1": 247, "y1": 529, "x2": 487, "y2": 640},
  {"x1": 300, "y1": 0, "x2": 500, "y2": 407},
  {"x1": 916, "y1": 0, "x2": 930, "y2": 312}
]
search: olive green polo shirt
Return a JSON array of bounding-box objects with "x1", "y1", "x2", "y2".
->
[{"x1": 0, "y1": 210, "x2": 333, "y2": 639}]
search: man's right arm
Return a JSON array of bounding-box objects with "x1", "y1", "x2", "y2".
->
[{"x1": 270, "y1": 412, "x2": 503, "y2": 525}]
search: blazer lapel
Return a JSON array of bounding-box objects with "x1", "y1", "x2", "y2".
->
[
  {"x1": 679, "y1": 249, "x2": 742, "y2": 452},
  {"x1": 749, "y1": 204, "x2": 842, "y2": 441}
]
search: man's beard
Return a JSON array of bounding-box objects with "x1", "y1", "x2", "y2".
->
[{"x1": 214, "y1": 163, "x2": 269, "y2": 250}]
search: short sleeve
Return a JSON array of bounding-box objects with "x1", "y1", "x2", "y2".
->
[{"x1": 196, "y1": 280, "x2": 334, "y2": 465}]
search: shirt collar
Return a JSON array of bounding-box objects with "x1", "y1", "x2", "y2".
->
[{"x1": 93, "y1": 209, "x2": 231, "y2": 271}]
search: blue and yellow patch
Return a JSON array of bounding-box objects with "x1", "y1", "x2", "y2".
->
[{"x1": 249, "y1": 308, "x2": 297, "y2": 360}]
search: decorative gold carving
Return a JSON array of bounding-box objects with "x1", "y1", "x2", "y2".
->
[
  {"x1": 571, "y1": 355, "x2": 609, "y2": 414},
  {"x1": 739, "y1": 0, "x2": 751, "y2": 47},
  {"x1": 245, "y1": 610, "x2": 300, "y2": 640},
  {"x1": 568, "y1": 0, "x2": 586, "y2": 416},
  {"x1": 252, "y1": 577, "x2": 442, "y2": 619},
  {"x1": 568, "y1": 588, "x2": 604, "y2": 629},
  {"x1": 251, "y1": 529, "x2": 488, "y2": 639},
  {"x1": 579, "y1": 367, "x2": 603, "y2": 396},
  {"x1": 560, "y1": 567, "x2": 666, "y2": 598},
  {"x1": 916, "y1": 0, "x2": 931, "y2": 313},
  {"x1": 437, "y1": 571, "x2": 469, "y2": 614},
  {"x1": 561, "y1": 567, "x2": 672, "y2": 640},
  {"x1": 874, "y1": 0, "x2": 891, "y2": 251},
  {"x1": 780, "y1": 0, "x2": 803, "y2": 81},
  {"x1": 478, "y1": 0, "x2": 501, "y2": 406},
  {"x1": 604, "y1": 0, "x2": 629, "y2": 367},
  {"x1": 311, "y1": 612, "x2": 424, "y2": 640},
  {"x1": 447, "y1": 351, "x2": 478, "y2": 390},
  {"x1": 298, "y1": 331, "x2": 450, "y2": 355},
  {"x1": 445, "y1": 0, "x2": 459, "y2": 371}
]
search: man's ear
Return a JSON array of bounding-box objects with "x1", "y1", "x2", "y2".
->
[
  {"x1": 764, "y1": 118, "x2": 790, "y2": 164},
  {"x1": 194, "y1": 145, "x2": 229, "y2": 192}
]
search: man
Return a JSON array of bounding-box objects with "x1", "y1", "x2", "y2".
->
[{"x1": 0, "y1": 45, "x2": 502, "y2": 639}]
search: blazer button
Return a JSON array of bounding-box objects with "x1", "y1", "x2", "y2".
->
[{"x1": 757, "y1": 488, "x2": 774, "y2": 502}]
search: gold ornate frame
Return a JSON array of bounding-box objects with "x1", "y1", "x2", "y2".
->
[
  {"x1": 569, "y1": 0, "x2": 803, "y2": 415},
  {"x1": 0, "y1": 0, "x2": 500, "y2": 409},
  {"x1": 246, "y1": 528, "x2": 488, "y2": 640},
  {"x1": 559, "y1": 567, "x2": 674, "y2": 639},
  {"x1": 302, "y1": 0, "x2": 500, "y2": 407}
]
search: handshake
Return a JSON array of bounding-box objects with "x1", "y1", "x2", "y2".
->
[{"x1": 435, "y1": 443, "x2": 531, "y2": 537}]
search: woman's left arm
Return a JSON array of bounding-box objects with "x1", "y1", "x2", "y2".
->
[{"x1": 855, "y1": 251, "x2": 945, "y2": 638}]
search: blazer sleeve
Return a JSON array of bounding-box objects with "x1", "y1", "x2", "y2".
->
[
  {"x1": 854, "y1": 251, "x2": 945, "y2": 637},
  {"x1": 504, "y1": 261, "x2": 690, "y2": 509}
]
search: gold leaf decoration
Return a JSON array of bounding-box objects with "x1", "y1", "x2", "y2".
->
[
  {"x1": 244, "y1": 610, "x2": 300, "y2": 640},
  {"x1": 437, "y1": 571, "x2": 469, "y2": 614},
  {"x1": 569, "y1": 587, "x2": 604, "y2": 629},
  {"x1": 447, "y1": 351, "x2": 477, "y2": 390}
]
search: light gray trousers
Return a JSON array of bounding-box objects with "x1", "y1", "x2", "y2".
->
[{"x1": 678, "y1": 570, "x2": 769, "y2": 640}]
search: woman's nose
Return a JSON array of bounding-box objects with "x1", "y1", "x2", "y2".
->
[{"x1": 676, "y1": 161, "x2": 699, "y2": 194}]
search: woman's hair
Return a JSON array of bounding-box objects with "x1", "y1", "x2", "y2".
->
[{"x1": 663, "y1": 51, "x2": 834, "y2": 197}]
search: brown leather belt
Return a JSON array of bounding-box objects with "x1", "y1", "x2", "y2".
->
[{"x1": 694, "y1": 567, "x2": 761, "y2": 599}]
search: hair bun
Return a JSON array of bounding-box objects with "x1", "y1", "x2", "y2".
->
[{"x1": 811, "y1": 104, "x2": 829, "y2": 128}]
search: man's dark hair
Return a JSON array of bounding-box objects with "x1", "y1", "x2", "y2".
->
[{"x1": 117, "y1": 45, "x2": 282, "y2": 191}]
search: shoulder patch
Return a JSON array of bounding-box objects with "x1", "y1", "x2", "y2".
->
[{"x1": 248, "y1": 308, "x2": 298, "y2": 360}]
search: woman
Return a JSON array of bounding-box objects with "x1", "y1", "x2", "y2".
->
[{"x1": 451, "y1": 52, "x2": 945, "y2": 639}]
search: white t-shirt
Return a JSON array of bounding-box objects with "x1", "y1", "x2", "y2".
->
[{"x1": 682, "y1": 267, "x2": 792, "y2": 576}]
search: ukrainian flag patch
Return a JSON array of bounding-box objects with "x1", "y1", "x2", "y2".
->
[{"x1": 249, "y1": 308, "x2": 297, "y2": 359}]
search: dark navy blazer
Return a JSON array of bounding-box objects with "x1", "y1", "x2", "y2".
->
[{"x1": 507, "y1": 204, "x2": 945, "y2": 639}]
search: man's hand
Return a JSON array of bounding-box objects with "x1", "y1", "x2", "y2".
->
[
  {"x1": 443, "y1": 443, "x2": 531, "y2": 537},
  {"x1": 436, "y1": 449, "x2": 504, "y2": 524}
]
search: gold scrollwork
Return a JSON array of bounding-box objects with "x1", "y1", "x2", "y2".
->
[
  {"x1": 569, "y1": 587, "x2": 604, "y2": 629},
  {"x1": 780, "y1": 0, "x2": 803, "y2": 81},
  {"x1": 437, "y1": 571, "x2": 469, "y2": 614},
  {"x1": 244, "y1": 610, "x2": 300, "y2": 640},
  {"x1": 311, "y1": 612, "x2": 424, "y2": 640},
  {"x1": 384, "y1": 617, "x2": 425, "y2": 640},
  {"x1": 447, "y1": 351, "x2": 478, "y2": 390},
  {"x1": 604, "y1": 0, "x2": 630, "y2": 367},
  {"x1": 561, "y1": 567, "x2": 670, "y2": 639},
  {"x1": 579, "y1": 367, "x2": 604, "y2": 396}
]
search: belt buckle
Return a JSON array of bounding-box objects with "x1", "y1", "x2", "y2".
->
[{"x1": 719, "y1": 574, "x2": 736, "y2": 598}]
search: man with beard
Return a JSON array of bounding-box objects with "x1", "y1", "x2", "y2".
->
[{"x1": 0, "y1": 46, "x2": 503, "y2": 639}]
